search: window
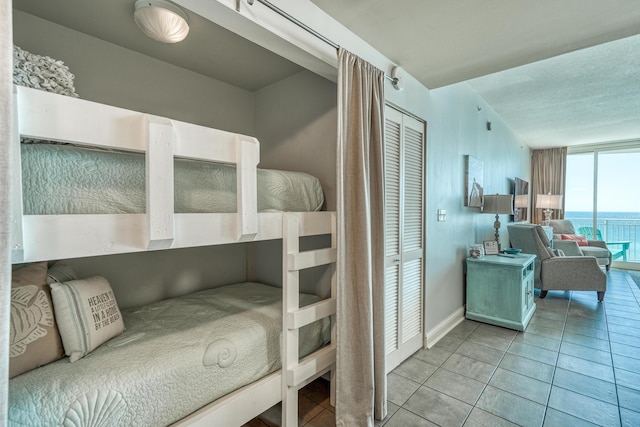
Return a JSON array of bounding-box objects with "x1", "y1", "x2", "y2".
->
[{"x1": 566, "y1": 144, "x2": 640, "y2": 263}]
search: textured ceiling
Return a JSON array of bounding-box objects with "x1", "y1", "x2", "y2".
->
[
  {"x1": 310, "y1": 0, "x2": 640, "y2": 148},
  {"x1": 309, "y1": 0, "x2": 640, "y2": 89},
  {"x1": 468, "y1": 34, "x2": 640, "y2": 148}
]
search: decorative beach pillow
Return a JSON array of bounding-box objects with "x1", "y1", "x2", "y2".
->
[
  {"x1": 561, "y1": 233, "x2": 589, "y2": 246},
  {"x1": 50, "y1": 276, "x2": 125, "y2": 362},
  {"x1": 9, "y1": 262, "x2": 65, "y2": 378}
]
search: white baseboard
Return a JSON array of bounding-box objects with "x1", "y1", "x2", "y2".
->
[{"x1": 424, "y1": 306, "x2": 465, "y2": 349}]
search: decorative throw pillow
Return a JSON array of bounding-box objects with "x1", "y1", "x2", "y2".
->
[
  {"x1": 13, "y1": 45, "x2": 79, "y2": 97},
  {"x1": 50, "y1": 276, "x2": 125, "y2": 362},
  {"x1": 9, "y1": 262, "x2": 65, "y2": 378},
  {"x1": 561, "y1": 234, "x2": 589, "y2": 246}
]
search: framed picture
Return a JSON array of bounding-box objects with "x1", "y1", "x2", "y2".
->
[
  {"x1": 483, "y1": 240, "x2": 499, "y2": 255},
  {"x1": 464, "y1": 155, "x2": 483, "y2": 207}
]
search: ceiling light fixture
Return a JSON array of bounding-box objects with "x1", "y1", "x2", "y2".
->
[
  {"x1": 391, "y1": 66, "x2": 405, "y2": 91},
  {"x1": 134, "y1": 0, "x2": 190, "y2": 44}
]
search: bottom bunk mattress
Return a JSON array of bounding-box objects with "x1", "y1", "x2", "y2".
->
[
  {"x1": 21, "y1": 143, "x2": 325, "y2": 214},
  {"x1": 8, "y1": 282, "x2": 331, "y2": 427}
]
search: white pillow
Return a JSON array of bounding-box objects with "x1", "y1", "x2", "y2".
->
[{"x1": 50, "y1": 276, "x2": 125, "y2": 362}]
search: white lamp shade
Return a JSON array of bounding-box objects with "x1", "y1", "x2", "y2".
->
[
  {"x1": 514, "y1": 194, "x2": 528, "y2": 208},
  {"x1": 483, "y1": 194, "x2": 514, "y2": 215},
  {"x1": 536, "y1": 194, "x2": 563, "y2": 210},
  {"x1": 134, "y1": 0, "x2": 190, "y2": 43}
]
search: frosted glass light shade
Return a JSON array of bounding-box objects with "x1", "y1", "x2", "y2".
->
[{"x1": 134, "y1": 0, "x2": 190, "y2": 43}]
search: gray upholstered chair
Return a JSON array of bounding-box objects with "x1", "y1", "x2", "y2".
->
[
  {"x1": 548, "y1": 219, "x2": 612, "y2": 270},
  {"x1": 508, "y1": 224, "x2": 606, "y2": 302}
]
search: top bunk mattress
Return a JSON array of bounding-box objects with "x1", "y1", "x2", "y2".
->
[
  {"x1": 21, "y1": 142, "x2": 325, "y2": 214},
  {"x1": 8, "y1": 281, "x2": 331, "y2": 427}
]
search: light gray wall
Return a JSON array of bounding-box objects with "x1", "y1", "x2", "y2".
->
[
  {"x1": 423, "y1": 82, "x2": 530, "y2": 334},
  {"x1": 254, "y1": 70, "x2": 337, "y2": 211},
  {"x1": 13, "y1": 10, "x2": 254, "y2": 135},
  {"x1": 250, "y1": 71, "x2": 336, "y2": 298},
  {"x1": 63, "y1": 244, "x2": 248, "y2": 310},
  {"x1": 247, "y1": 236, "x2": 333, "y2": 298}
]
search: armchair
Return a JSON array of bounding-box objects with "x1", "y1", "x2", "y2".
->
[
  {"x1": 548, "y1": 220, "x2": 612, "y2": 270},
  {"x1": 578, "y1": 226, "x2": 631, "y2": 261},
  {"x1": 508, "y1": 224, "x2": 606, "y2": 302}
]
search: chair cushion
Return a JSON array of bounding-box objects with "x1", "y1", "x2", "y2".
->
[
  {"x1": 561, "y1": 234, "x2": 589, "y2": 246},
  {"x1": 579, "y1": 245, "x2": 610, "y2": 260}
]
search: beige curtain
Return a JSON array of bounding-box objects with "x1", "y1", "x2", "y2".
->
[
  {"x1": 1, "y1": 1, "x2": 13, "y2": 424},
  {"x1": 335, "y1": 48, "x2": 386, "y2": 426},
  {"x1": 531, "y1": 147, "x2": 567, "y2": 224}
]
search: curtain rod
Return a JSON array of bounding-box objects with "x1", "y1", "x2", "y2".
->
[{"x1": 241, "y1": 0, "x2": 402, "y2": 89}]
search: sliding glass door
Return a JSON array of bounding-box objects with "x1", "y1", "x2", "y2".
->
[
  {"x1": 565, "y1": 152, "x2": 594, "y2": 232},
  {"x1": 596, "y1": 150, "x2": 640, "y2": 263},
  {"x1": 565, "y1": 144, "x2": 640, "y2": 265}
]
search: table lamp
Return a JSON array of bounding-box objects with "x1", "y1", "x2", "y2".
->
[
  {"x1": 536, "y1": 193, "x2": 563, "y2": 226},
  {"x1": 514, "y1": 194, "x2": 528, "y2": 221},
  {"x1": 483, "y1": 194, "x2": 514, "y2": 249}
]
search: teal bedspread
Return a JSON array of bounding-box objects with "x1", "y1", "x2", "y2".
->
[
  {"x1": 8, "y1": 282, "x2": 330, "y2": 427},
  {"x1": 21, "y1": 143, "x2": 324, "y2": 214}
]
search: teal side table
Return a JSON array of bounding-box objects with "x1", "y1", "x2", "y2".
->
[{"x1": 466, "y1": 254, "x2": 536, "y2": 331}]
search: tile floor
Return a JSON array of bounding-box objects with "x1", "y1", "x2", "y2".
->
[{"x1": 247, "y1": 269, "x2": 640, "y2": 426}]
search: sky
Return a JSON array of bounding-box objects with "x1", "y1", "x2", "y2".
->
[{"x1": 565, "y1": 150, "x2": 640, "y2": 213}]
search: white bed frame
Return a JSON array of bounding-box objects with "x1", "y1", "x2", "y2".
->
[{"x1": 10, "y1": 85, "x2": 337, "y2": 426}]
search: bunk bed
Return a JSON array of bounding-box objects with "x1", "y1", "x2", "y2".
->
[{"x1": 8, "y1": 85, "x2": 338, "y2": 427}]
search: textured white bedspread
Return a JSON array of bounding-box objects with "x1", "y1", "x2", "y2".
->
[
  {"x1": 21, "y1": 143, "x2": 325, "y2": 214},
  {"x1": 8, "y1": 282, "x2": 330, "y2": 427}
]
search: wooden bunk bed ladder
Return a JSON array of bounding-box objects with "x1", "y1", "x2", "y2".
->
[{"x1": 281, "y1": 212, "x2": 337, "y2": 426}]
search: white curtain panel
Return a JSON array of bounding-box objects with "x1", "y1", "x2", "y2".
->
[
  {"x1": 336, "y1": 47, "x2": 386, "y2": 426},
  {"x1": 1, "y1": 1, "x2": 13, "y2": 424}
]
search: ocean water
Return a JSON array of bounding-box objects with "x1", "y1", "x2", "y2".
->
[{"x1": 564, "y1": 211, "x2": 640, "y2": 261}]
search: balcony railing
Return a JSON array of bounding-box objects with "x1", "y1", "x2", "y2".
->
[{"x1": 568, "y1": 217, "x2": 640, "y2": 262}]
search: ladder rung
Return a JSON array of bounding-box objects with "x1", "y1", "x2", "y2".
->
[
  {"x1": 286, "y1": 344, "x2": 336, "y2": 386},
  {"x1": 287, "y1": 298, "x2": 336, "y2": 330},
  {"x1": 286, "y1": 211, "x2": 335, "y2": 237},
  {"x1": 288, "y1": 247, "x2": 336, "y2": 271}
]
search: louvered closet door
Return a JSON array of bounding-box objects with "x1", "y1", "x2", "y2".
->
[{"x1": 384, "y1": 106, "x2": 425, "y2": 372}]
